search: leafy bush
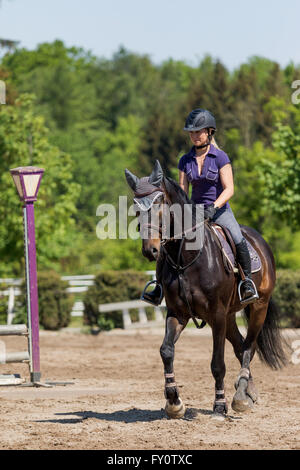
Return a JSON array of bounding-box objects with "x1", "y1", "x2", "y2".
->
[
  {"x1": 13, "y1": 271, "x2": 73, "y2": 330},
  {"x1": 273, "y1": 270, "x2": 300, "y2": 328},
  {"x1": 83, "y1": 270, "x2": 149, "y2": 330}
]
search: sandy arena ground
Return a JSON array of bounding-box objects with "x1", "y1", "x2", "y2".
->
[{"x1": 0, "y1": 326, "x2": 299, "y2": 450}]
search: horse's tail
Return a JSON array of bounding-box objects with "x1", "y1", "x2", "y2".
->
[{"x1": 244, "y1": 298, "x2": 288, "y2": 370}]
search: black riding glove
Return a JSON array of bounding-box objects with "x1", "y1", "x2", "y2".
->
[{"x1": 204, "y1": 203, "x2": 218, "y2": 221}]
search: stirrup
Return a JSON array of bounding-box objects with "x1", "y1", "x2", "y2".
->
[
  {"x1": 238, "y1": 279, "x2": 259, "y2": 305},
  {"x1": 141, "y1": 280, "x2": 163, "y2": 306}
]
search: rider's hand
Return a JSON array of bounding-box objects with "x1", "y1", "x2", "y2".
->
[{"x1": 204, "y1": 203, "x2": 217, "y2": 221}]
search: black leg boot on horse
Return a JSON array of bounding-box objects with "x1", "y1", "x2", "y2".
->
[{"x1": 235, "y1": 238, "x2": 259, "y2": 305}]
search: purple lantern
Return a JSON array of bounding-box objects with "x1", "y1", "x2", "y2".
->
[{"x1": 10, "y1": 166, "x2": 44, "y2": 384}]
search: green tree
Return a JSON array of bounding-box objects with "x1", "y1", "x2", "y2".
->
[
  {"x1": 231, "y1": 137, "x2": 300, "y2": 270},
  {"x1": 262, "y1": 123, "x2": 300, "y2": 227},
  {"x1": 0, "y1": 66, "x2": 17, "y2": 104},
  {"x1": 229, "y1": 64, "x2": 261, "y2": 148},
  {"x1": 95, "y1": 114, "x2": 143, "y2": 205},
  {"x1": 2, "y1": 40, "x2": 97, "y2": 131},
  {"x1": 2, "y1": 41, "x2": 298, "y2": 273},
  {"x1": 0, "y1": 94, "x2": 80, "y2": 276}
]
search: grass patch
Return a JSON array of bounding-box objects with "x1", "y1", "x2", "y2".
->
[{"x1": 68, "y1": 316, "x2": 84, "y2": 328}]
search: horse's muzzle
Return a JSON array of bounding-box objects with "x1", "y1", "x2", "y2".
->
[{"x1": 142, "y1": 246, "x2": 158, "y2": 261}]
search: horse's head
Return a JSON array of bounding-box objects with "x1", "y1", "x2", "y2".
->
[
  {"x1": 125, "y1": 160, "x2": 164, "y2": 261},
  {"x1": 125, "y1": 161, "x2": 201, "y2": 261}
]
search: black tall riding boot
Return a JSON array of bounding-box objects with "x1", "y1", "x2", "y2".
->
[{"x1": 235, "y1": 238, "x2": 258, "y2": 304}]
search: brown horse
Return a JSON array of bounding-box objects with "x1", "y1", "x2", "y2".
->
[{"x1": 125, "y1": 162, "x2": 287, "y2": 420}]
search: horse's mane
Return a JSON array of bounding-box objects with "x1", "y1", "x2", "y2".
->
[
  {"x1": 164, "y1": 176, "x2": 195, "y2": 207},
  {"x1": 164, "y1": 176, "x2": 199, "y2": 227}
]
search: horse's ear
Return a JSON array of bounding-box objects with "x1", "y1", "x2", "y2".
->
[
  {"x1": 148, "y1": 160, "x2": 164, "y2": 186},
  {"x1": 125, "y1": 169, "x2": 139, "y2": 192}
]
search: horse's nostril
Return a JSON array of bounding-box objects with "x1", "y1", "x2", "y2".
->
[{"x1": 151, "y1": 247, "x2": 158, "y2": 260}]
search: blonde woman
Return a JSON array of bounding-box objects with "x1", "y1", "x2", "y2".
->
[
  {"x1": 178, "y1": 108, "x2": 257, "y2": 303},
  {"x1": 143, "y1": 109, "x2": 257, "y2": 306}
]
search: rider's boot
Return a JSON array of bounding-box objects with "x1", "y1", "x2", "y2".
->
[{"x1": 235, "y1": 238, "x2": 259, "y2": 304}]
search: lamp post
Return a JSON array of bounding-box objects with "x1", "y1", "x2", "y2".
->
[{"x1": 10, "y1": 166, "x2": 44, "y2": 384}]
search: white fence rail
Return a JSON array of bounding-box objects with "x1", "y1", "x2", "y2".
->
[
  {"x1": 99, "y1": 299, "x2": 166, "y2": 329},
  {"x1": 0, "y1": 272, "x2": 158, "y2": 325}
]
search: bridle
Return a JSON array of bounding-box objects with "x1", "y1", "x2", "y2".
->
[
  {"x1": 138, "y1": 188, "x2": 207, "y2": 329},
  {"x1": 138, "y1": 191, "x2": 206, "y2": 241}
]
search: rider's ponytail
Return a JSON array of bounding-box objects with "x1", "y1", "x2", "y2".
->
[{"x1": 211, "y1": 136, "x2": 220, "y2": 150}]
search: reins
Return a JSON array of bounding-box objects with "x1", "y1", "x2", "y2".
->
[
  {"x1": 161, "y1": 232, "x2": 206, "y2": 329},
  {"x1": 140, "y1": 219, "x2": 205, "y2": 241}
]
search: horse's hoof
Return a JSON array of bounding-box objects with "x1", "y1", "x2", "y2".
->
[
  {"x1": 246, "y1": 381, "x2": 259, "y2": 404},
  {"x1": 165, "y1": 398, "x2": 186, "y2": 419},
  {"x1": 246, "y1": 393, "x2": 255, "y2": 408},
  {"x1": 231, "y1": 397, "x2": 252, "y2": 413}
]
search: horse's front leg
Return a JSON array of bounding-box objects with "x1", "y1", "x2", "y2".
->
[
  {"x1": 160, "y1": 312, "x2": 187, "y2": 419},
  {"x1": 211, "y1": 312, "x2": 228, "y2": 420}
]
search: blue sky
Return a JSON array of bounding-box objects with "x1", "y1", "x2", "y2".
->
[{"x1": 0, "y1": 0, "x2": 299, "y2": 70}]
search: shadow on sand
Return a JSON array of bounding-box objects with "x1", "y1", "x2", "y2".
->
[{"x1": 35, "y1": 406, "x2": 242, "y2": 424}]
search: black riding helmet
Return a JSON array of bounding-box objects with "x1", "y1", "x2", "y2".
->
[
  {"x1": 183, "y1": 109, "x2": 216, "y2": 148},
  {"x1": 183, "y1": 109, "x2": 216, "y2": 133}
]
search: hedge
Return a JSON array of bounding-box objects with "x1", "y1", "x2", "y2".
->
[
  {"x1": 13, "y1": 271, "x2": 73, "y2": 330},
  {"x1": 273, "y1": 269, "x2": 300, "y2": 328},
  {"x1": 83, "y1": 270, "x2": 150, "y2": 330}
]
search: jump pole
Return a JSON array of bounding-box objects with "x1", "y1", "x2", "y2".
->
[
  {"x1": 9, "y1": 166, "x2": 74, "y2": 388},
  {"x1": 10, "y1": 166, "x2": 44, "y2": 386}
]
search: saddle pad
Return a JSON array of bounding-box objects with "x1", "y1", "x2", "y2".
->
[{"x1": 212, "y1": 225, "x2": 261, "y2": 274}]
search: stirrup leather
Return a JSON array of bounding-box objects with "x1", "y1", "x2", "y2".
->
[
  {"x1": 238, "y1": 278, "x2": 259, "y2": 305},
  {"x1": 141, "y1": 280, "x2": 163, "y2": 305}
]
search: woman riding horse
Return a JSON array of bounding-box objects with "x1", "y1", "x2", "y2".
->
[
  {"x1": 125, "y1": 112, "x2": 287, "y2": 419},
  {"x1": 143, "y1": 109, "x2": 257, "y2": 306}
]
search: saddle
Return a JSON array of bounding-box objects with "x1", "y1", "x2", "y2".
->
[{"x1": 211, "y1": 224, "x2": 262, "y2": 275}]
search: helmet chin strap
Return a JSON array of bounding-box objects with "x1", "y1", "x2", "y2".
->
[{"x1": 195, "y1": 133, "x2": 212, "y2": 150}]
